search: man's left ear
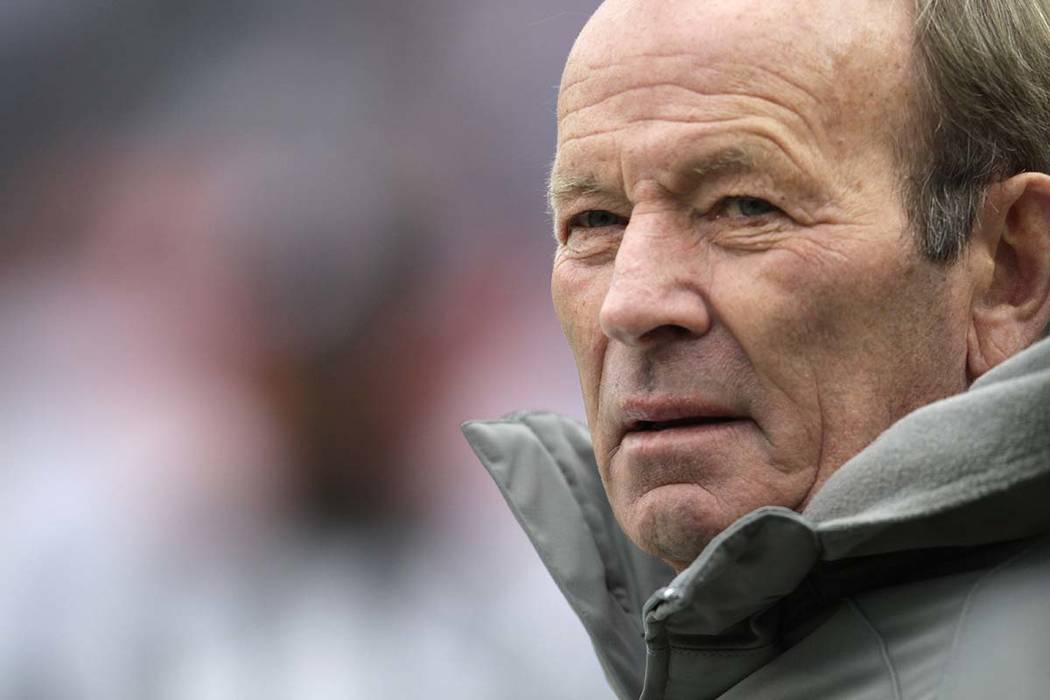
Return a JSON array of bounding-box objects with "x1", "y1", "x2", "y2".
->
[{"x1": 966, "y1": 173, "x2": 1050, "y2": 379}]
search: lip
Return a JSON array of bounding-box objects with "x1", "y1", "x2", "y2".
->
[
  {"x1": 614, "y1": 395, "x2": 749, "y2": 446},
  {"x1": 621, "y1": 416, "x2": 751, "y2": 446}
]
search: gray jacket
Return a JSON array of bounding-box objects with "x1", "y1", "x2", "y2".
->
[{"x1": 463, "y1": 337, "x2": 1050, "y2": 699}]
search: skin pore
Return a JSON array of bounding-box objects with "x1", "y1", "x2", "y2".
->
[{"x1": 549, "y1": 0, "x2": 985, "y2": 571}]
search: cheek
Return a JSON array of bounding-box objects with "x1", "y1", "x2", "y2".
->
[
  {"x1": 708, "y1": 252, "x2": 825, "y2": 382},
  {"x1": 712, "y1": 239, "x2": 965, "y2": 450},
  {"x1": 715, "y1": 238, "x2": 915, "y2": 362},
  {"x1": 704, "y1": 244, "x2": 899, "y2": 422},
  {"x1": 551, "y1": 259, "x2": 611, "y2": 415}
]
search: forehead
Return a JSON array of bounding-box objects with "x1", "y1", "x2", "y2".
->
[
  {"x1": 555, "y1": 0, "x2": 914, "y2": 180},
  {"x1": 561, "y1": 0, "x2": 912, "y2": 101}
]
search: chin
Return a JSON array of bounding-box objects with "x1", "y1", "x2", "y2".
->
[{"x1": 624, "y1": 483, "x2": 735, "y2": 571}]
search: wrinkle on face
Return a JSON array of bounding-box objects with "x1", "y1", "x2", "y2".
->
[
  {"x1": 559, "y1": 93, "x2": 825, "y2": 175},
  {"x1": 554, "y1": 49, "x2": 831, "y2": 151},
  {"x1": 749, "y1": 228, "x2": 870, "y2": 268},
  {"x1": 554, "y1": 116, "x2": 843, "y2": 231}
]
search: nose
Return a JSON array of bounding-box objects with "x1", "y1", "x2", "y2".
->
[{"x1": 598, "y1": 224, "x2": 713, "y2": 345}]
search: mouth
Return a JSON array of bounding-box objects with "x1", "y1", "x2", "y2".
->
[
  {"x1": 630, "y1": 415, "x2": 742, "y2": 432},
  {"x1": 617, "y1": 412, "x2": 751, "y2": 456},
  {"x1": 614, "y1": 396, "x2": 751, "y2": 450}
]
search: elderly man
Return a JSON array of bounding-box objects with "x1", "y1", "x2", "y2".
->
[{"x1": 464, "y1": 0, "x2": 1050, "y2": 698}]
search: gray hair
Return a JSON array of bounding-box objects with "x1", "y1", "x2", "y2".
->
[{"x1": 905, "y1": 0, "x2": 1050, "y2": 265}]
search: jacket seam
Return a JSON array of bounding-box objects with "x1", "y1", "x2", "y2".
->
[
  {"x1": 845, "y1": 597, "x2": 902, "y2": 700},
  {"x1": 934, "y1": 537, "x2": 1045, "y2": 700}
]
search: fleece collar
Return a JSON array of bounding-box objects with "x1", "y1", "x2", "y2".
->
[{"x1": 462, "y1": 337, "x2": 1050, "y2": 699}]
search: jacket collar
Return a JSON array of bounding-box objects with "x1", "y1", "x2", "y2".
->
[{"x1": 462, "y1": 337, "x2": 1050, "y2": 699}]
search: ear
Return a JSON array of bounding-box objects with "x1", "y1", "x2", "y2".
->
[{"x1": 966, "y1": 173, "x2": 1050, "y2": 379}]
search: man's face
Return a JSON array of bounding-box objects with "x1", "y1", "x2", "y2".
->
[{"x1": 550, "y1": 0, "x2": 977, "y2": 570}]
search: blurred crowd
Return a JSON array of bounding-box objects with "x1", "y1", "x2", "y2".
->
[{"x1": 0, "y1": 1, "x2": 609, "y2": 698}]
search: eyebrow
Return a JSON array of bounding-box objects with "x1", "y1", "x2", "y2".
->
[
  {"x1": 547, "y1": 172, "x2": 614, "y2": 213},
  {"x1": 547, "y1": 146, "x2": 757, "y2": 213}
]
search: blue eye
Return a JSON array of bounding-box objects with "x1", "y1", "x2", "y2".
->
[
  {"x1": 572, "y1": 210, "x2": 625, "y2": 228},
  {"x1": 721, "y1": 196, "x2": 780, "y2": 218}
]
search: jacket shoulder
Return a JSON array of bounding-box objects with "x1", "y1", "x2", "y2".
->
[
  {"x1": 722, "y1": 537, "x2": 1050, "y2": 700},
  {"x1": 935, "y1": 534, "x2": 1050, "y2": 699}
]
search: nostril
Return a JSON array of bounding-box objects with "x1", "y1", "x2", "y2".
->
[{"x1": 637, "y1": 324, "x2": 696, "y2": 344}]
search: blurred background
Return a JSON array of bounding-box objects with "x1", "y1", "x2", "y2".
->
[{"x1": 0, "y1": 1, "x2": 611, "y2": 698}]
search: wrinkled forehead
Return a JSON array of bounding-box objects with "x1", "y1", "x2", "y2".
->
[{"x1": 557, "y1": 0, "x2": 914, "y2": 133}]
